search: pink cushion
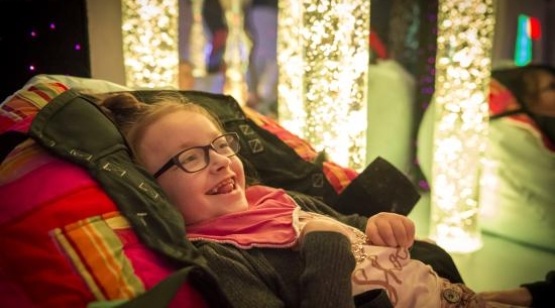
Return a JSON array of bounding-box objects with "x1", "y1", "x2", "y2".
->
[{"x1": 0, "y1": 81, "x2": 207, "y2": 307}]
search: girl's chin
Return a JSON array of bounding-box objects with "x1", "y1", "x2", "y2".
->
[{"x1": 217, "y1": 188, "x2": 247, "y2": 205}]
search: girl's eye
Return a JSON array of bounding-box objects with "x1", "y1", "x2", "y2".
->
[
  {"x1": 213, "y1": 139, "x2": 231, "y2": 151},
  {"x1": 216, "y1": 142, "x2": 230, "y2": 150},
  {"x1": 539, "y1": 82, "x2": 555, "y2": 93},
  {"x1": 180, "y1": 150, "x2": 201, "y2": 164}
]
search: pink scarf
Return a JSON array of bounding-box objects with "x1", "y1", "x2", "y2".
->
[{"x1": 186, "y1": 185, "x2": 300, "y2": 249}]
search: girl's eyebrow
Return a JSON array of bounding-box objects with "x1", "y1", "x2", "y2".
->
[
  {"x1": 176, "y1": 132, "x2": 223, "y2": 150},
  {"x1": 176, "y1": 143, "x2": 194, "y2": 152}
]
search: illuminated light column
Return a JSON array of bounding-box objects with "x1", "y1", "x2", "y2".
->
[
  {"x1": 220, "y1": 0, "x2": 252, "y2": 105},
  {"x1": 429, "y1": 0, "x2": 496, "y2": 253},
  {"x1": 277, "y1": 0, "x2": 305, "y2": 137},
  {"x1": 121, "y1": 0, "x2": 179, "y2": 88},
  {"x1": 277, "y1": 0, "x2": 370, "y2": 170},
  {"x1": 189, "y1": 0, "x2": 208, "y2": 77}
]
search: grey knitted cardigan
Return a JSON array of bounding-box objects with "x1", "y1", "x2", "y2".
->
[{"x1": 192, "y1": 192, "x2": 370, "y2": 308}]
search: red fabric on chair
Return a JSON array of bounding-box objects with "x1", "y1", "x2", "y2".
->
[{"x1": 0, "y1": 81, "x2": 208, "y2": 307}]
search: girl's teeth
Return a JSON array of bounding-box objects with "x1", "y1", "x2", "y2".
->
[{"x1": 209, "y1": 179, "x2": 234, "y2": 195}]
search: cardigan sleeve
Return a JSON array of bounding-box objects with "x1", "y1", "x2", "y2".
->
[
  {"x1": 299, "y1": 232, "x2": 356, "y2": 308},
  {"x1": 195, "y1": 237, "x2": 357, "y2": 308},
  {"x1": 195, "y1": 243, "x2": 287, "y2": 308}
]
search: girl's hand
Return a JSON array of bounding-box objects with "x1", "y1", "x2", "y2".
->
[{"x1": 365, "y1": 212, "x2": 415, "y2": 248}]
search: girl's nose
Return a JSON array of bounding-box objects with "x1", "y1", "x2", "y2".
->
[{"x1": 208, "y1": 149, "x2": 232, "y2": 172}]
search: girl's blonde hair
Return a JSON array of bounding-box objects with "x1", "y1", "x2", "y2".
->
[
  {"x1": 99, "y1": 92, "x2": 223, "y2": 163},
  {"x1": 99, "y1": 91, "x2": 261, "y2": 185}
]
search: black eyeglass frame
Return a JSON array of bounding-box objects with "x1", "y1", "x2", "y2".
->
[{"x1": 153, "y1": 132, "x2": 241, "y2": 178}]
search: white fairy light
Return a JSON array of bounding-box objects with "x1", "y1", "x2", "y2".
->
[
  {"x1": 429, "y1": 0, "x2": 496, "y2": 253},
  {"x1": 121, "y1": 0, "x2": 179, "y2": 89},
  {"x1": 277, "y1": 0, "x2": 370, "y2": 170}
]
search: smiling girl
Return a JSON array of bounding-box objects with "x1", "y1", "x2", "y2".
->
[{"x1": 100, "y1": 92, "x2": 485, "y2": 307}]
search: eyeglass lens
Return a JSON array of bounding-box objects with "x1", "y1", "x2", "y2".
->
[{"x1": 177, "y1": 134, "x2": 239, "y2": 172}]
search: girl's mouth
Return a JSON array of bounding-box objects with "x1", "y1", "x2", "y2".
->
[{"x1": 207, "y1": 178, "x2": 236, "y2": 195}]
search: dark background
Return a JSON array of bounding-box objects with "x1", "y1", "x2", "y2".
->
[{"x1": 0, "y1": 0, "x2": 91, "y2": 99}]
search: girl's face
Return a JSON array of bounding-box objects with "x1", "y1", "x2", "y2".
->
[
  {"x1": 529, "y1": 70, "x2": 555, "y2": 117},
  {"x1": 138, "y1": 110, "x2": 248, "y2": 225}
]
